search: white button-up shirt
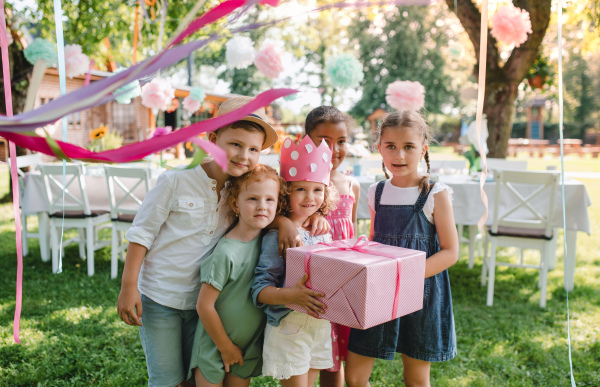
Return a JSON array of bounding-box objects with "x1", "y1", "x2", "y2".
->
[{"x1": 126, "y1": 165, "x2": 231, "y2": 310}]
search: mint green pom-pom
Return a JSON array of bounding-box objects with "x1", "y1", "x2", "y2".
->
[
  {"x1": 113, "y1": 68, "x2": 142, "y2": 104},
  {"x1": 325, "y1": 54, "x2": 364, "y2": 89},
  {"x1": 24, "y1": 38, "x2": 57, "y2": 66},
  {"x1": 189, "y1": 86, "x2": 206, "y2": 102}
]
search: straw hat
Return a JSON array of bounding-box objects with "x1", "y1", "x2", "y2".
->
[{"x1": 217, "y1": 96, "x2": 278, "y2": 150}]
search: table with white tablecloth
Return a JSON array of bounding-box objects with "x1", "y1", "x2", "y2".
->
[
  {"x1": 21, "y1": 165, "x2": 160, "y2": 261},
  {"x1": 355, "y1": 174, "x2": 592, "y2": 291}
]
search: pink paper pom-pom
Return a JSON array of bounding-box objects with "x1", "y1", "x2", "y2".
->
[
  {"x1": 491, "y1": 5, "x2": 532, "y2": 48},
  {"x1": 183, "y1": 98, "x2": 202, "y2": 114},
  {"x1": 141, "y1": 77, "x2": 175, "y2": 112},
  {"x1": 64, "y1": 44, "x2": 90, "y2": 79},
  {"x1": 149, "y1": 126, "x2": 172, "y2": 139},
  {"x1": 254, "y1": 43, "x2": 285, "y2": 79},
  {"x1": 385, "y1": 80, "x2": 426, "y2": 111}
]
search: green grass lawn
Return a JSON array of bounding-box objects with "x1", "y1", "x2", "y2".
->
[{"x1": 0, "y1": 151, "x2": 599, "y2": 386}]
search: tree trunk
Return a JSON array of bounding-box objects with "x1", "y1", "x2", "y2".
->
[
  {"x1": 444, "y1": 0, "x2": 552, "y2": 159},
  {"x1": 484, "y1": 83, "x2": 519, "y2": 157}
]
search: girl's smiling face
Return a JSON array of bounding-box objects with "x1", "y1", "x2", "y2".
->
[
  {"x1": 378, "y1": 126, "x2": 427, "y2": 184},
  {"x1": 308, "y1": 122, "x2": 348, "y2": 171},
  {"x1": 287, "y1": 181, "x2": 326, "y2": 225}
]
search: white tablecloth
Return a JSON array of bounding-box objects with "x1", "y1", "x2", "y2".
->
[
  {"x1": 356, "y1": 174, "x2": 592, "y2": 291},
  {"x1": 356, "y1": 175, "x2": 591, "y2": 234}
]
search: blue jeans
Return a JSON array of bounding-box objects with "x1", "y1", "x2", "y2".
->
[{"x1": 139, "y1": 294, "x2": 198, "y2": 387}]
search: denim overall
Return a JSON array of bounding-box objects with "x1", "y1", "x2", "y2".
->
[{"x1": 347, "y1": 181, "x2": 457, "y2": 362}]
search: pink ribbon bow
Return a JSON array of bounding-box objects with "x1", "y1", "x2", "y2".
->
[{"x1": 303, "y1": 236, "x2": 402, "y2": 321}]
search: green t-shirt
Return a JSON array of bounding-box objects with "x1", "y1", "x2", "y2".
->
[{"x1": 188, "y1": 235, "x2": 266, "y2": 383}]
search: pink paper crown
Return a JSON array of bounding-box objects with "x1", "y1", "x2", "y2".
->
[{"x1": 280, "y1": 136, "x2": 333, "y2": 185}]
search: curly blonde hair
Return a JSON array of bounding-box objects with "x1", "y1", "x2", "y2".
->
[
  {"x1": 278, "y1": 181, "x2": 339, "y2": 218},
  {"x1": 226, "y1": 164, "x2": 286, "y2": 224}
]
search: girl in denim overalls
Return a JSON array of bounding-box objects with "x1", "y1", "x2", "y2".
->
[{"x1": 345, "y1": 111, "x2": 459, "y2": 387}]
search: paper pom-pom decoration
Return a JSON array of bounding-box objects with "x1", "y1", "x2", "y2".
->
[
  {"x1": 183, "y1": 86, "x2": 206, "y2": 114},
  {"x1": 64, "y1": 44, "x2": 91, "y2": 79},
  {"x1": 385, "y1": 80, "x2": 426, "y2": 111},
  {"x1": 225, "y1": 36, "x2": 256, "y2": 70},
  {"x1": 491, "y1": 5, "x2": 532, "y2": 47},
  {"x1": 113, "y1": 69, "x2": 142, "y2": 104},
  {"x1": 325, "y1": 54, "x2": 364, "y2": 89},
  {"x1": 24, "y1": 38, "x2": 57, "y2": 66},
  {"x1": 254, "y1": 43, "x2": 285, "y2": 79},
  {"x1": 141, "y1": 77, "x2": 176, "y2": 112}
]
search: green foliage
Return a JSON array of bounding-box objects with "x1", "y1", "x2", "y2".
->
[
  {"x1": 348, "y1": 6, "x2": 457, "y2": 121},
  {"x1": 89, "y1": 131, "x2": 124, "y2": 152},
  {"x1": 11, "y1": 0, "x2": 227, "y2": 71}
]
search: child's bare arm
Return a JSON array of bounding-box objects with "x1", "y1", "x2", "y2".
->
[
  {"x1": 368, "y1": 207, "x2": 376, "y2": 241},
  {"x1": 426, "y1": 190, "x2": 459, "y2": 278},
  {"x1": 197, "y1": 284, "x2": 244, "y2": 373},
  {"x1": 257, "y1": 274, "x2": 326, "y2": 317},
  {"x1": 117, "y1": 242, "x2": 147, "y2": 326},
  {"x1": 351, "y1": 177, "x2": 360, "y2": 237}
]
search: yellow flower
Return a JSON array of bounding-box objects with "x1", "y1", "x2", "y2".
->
[{"x1": 90, "y1": 125, "x2": 108, "y2": 140}]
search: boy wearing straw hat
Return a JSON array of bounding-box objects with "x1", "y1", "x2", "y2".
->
[{"x1": 117, "y1": 96, "x2": 330, "y2": 387}]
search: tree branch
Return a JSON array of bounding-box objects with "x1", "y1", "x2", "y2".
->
[
  {"x1": 444, "y1": 0, "x2": 501, "y2": 73},
  {"x1": 503, "y1": 0, "x2": 552, "y2": 84}
]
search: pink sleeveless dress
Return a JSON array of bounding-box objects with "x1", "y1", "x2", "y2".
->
[{"x1": 324, "y1": 194, "x2": 355, "y2": 372}]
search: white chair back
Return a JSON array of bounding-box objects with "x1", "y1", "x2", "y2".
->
[
  {"x1": 104, "y1": 166, "x2": 151, "y2": 218},
  {"x1": 7, "y1": 153, "x2": 43, "y2": 177},
  {"x1": 39, "y1": 164, "x2": 91, "y2": 215},
  {"x1": 491, "y1": 170, "x2": 559, "y2": 239},
  {"x1": 486, "y1": 158, "x2": 527, "y2": 171}
]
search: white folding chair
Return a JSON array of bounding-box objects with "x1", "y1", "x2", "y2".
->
[
  {"x1": 481, "y1": 170, "x2": 559, "y2": 308},
  {"x1": 7, "y1": 153, "x2": 50, "y2": 261},
  {"x1": 39, "y1": 164, "x2": 111, "y2": 276},
  {"x1": 104, "y1": 165, "x2": 151, "y2": 279}
]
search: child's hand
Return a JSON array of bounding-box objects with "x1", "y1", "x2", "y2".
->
[
  {"x1": 289, "y1": 274, "x2": 327, "y2": 317},
  {"x1": 117, "y1": 285, "x2": 143, "y2": 326},
  {"x1": 277, "y1": 220, "x2": 303, "y2": 257},
  {"x1": 220, "y1": 342, "x2": 244, "y2": 372},
  {"x1": 303, "y1": 213, "x2": 331, "y2": 237}
]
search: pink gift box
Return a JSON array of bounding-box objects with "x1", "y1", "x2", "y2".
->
[{"x1": 285, "y1": 238, "x2": 426, "y2": 329}]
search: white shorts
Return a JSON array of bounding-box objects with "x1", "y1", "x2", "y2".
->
[{"x1": 262, "y1": 311, "x2": 333, "y2": 380}]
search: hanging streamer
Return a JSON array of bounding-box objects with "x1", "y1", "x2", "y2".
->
[
  {"x1": 53, "y1": 0, "x2": 70, "y2": 279},
  {"x1": 558, "y1": 1, "x2": 576, "y2": 385},
  {"x1": 0, "y1": 0, "x2": 24, "y2": 345},
  {"x1": 133, "y1": 3, "x2": 140, "y2": 64},
  {"x1": 475, "y1": 0, "x2": 489, "y2": 230}
]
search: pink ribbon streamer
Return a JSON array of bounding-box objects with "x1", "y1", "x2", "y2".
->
[
  {"x1": 303, "y1": 237, "x2": 402, "y2": 320},
  {"x1": 83, "y1": 59, "x2": 95, "y2": 86},
  {"x1": 0, "y1": 88, "x2": 295, "y2": 166},
  {"x1": 0, "y1": 0, "x2": 23, "y2": 344},
  {"x1": 475, "y1": 0, "x2": 489, "y2": 230}
]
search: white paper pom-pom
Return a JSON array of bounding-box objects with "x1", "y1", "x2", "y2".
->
[{"x1": 226, "y1": 36, "x2": 256, "y2": 70}]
